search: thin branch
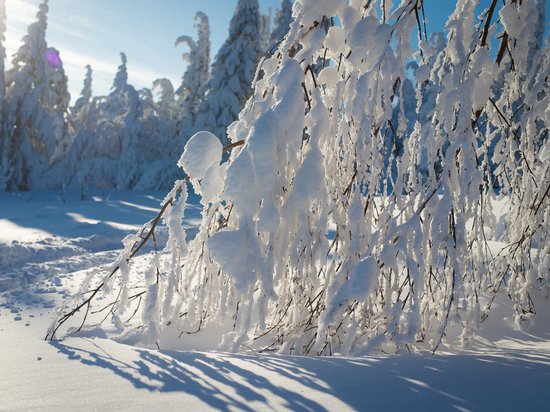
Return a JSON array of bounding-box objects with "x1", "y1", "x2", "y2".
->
[
  {"x1": 480, "y1": 0, "x2": 499, "y2": 47},
  {"x1": 47, "y1": 139, "x2": 246, "y2": 341}
]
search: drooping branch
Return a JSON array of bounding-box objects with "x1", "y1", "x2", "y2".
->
[
  {"x1": 46, "y1": 139, "x2": 244, "y2": 341},
  {"x1": 480, "y1": 0, "x2": 499, "y2": 47}
]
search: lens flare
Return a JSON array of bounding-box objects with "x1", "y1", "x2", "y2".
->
[{"x1": 45, "y1": 50, "x2": 62, "y2": 68}]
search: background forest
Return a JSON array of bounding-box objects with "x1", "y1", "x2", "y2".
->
[{"x1": 0, "y1": 0, "x2": 294, "y2": 192}]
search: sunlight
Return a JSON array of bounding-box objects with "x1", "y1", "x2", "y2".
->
[
  {"x1": 118, "y1": 200, "x2": 160, "y2": 213},
  {"x1": 65, "y1": 212, "x2": 100, "y2": 225},
  {"x1": 0, "y1": 219, "x2": 52, "y2": 243},
  {"x1": 399, "y1": 377, "x2": 467, "y2": 404},
  {"x1": 65, "y1": 212, "x2": 142, "y2": 231},
  {"x1": 6, "y1": 0, "x2": 37, "y2": 25}
]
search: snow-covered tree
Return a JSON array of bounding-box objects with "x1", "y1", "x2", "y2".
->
[
  {"x1": 175, "y1": 12, "x2": 210, "y2": 142},
  {"x1": 52, "y1": 79, "x2": 180, "y2": 191},
  {"x1": 149, "y1": 78, "x2": 176, "y2": 134},
  {"x1": 72, "y1": 64, "x2": 93, "y2": 117},
  {"x1": 51, "y1": 87, "x2": 137, "y2": 190},
  {"x1": 50, "y1": 0, "x2": 550, "y2": 358},
  {"x1": 131, "y1": 83, "x2": 182, "y2": 191},
  {"x1": 2, "y1": 1, "x2": 58, "y2": 190},
  {"x1": 49, "y1": 51, "x2": 184, "y2": 192},
  {"x1": 48, "y1": 54, "x2": 133, "y2": 190},
  {"x1": 259, "y1": 8, "x2": 272, "y2": 52},
  {"x1": 46, "y1": 64, "x2": 93, "y2": 193},
  {"x1": 193, "y1": 0, "x2": 263, "y2": 145},
  {"x1": 0, "y1": 0, "x2": 9, "y2": 191},
  {"x1": 45, "y1": 47, "x2": 72, "y2": 164},
  {"x1": 152, "y1": 79, "x2": 175, "y2": 111},
  {"x1": 112, "y1": 52, "x2": 127, "y2": 93},
  {"x1": 269, "y1": 0, "x2": 293, "y2": 50}
]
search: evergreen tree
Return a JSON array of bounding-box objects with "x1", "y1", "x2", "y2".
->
[
  {"x1": 194, "y1": 0, "x2": 262, "y2": 145},
  {"x1": 96, "y1": 53, "x2": 130, "y2": 121},
  {"x1": 72, "y1": 64, "x2": 93, "y2": 117},
  {"x1": 269, "y1": 0, "x2": 293, "y2": 50},
  {"x1": 112, "y1": 52, "x2": 127, "y2": 92},
  {"x1": 51, "y1": 55, "x2": 177, "y2": 191},
  {"x1": 132, "y1": 83, "x2": 180, "y2": 191},
  {"x1": 45, "y1": 47, "x2": 72, "y2": 164},
  {"x1": 0, "y1": 0, "x2": 9, "y2": 190},
  {"x1": 152, "y1": 79, "x2": 175, "y2": 110},
  {"x1": 49, "y1": 55, "x2": 132, "y2": 190},
  {"x1": 3, "y1": 1, "x2": 58, "y2": 190},
  {"x1": 150, "y1": 78, "x2": 176, "y2": 135},
  {"x1": 175, "y1": 12, "x2": 210, "y2": 142},
  {"x1": 115, "y1": 85, "x2": 145, "y2": 189},
  {"x1": 259, "y1": 8, "x2": 272, "y2": 52}
]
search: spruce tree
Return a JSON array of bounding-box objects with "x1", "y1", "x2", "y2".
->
[
  {"x1": 269, "y1": 0, "x2": 293, "y2": 50},
  {"x1": 46, "y1": 47, "x2": 72, "y2": 164},
  {"x1": 150, "y1": 78, "x2": 176, "y2": 136},
  {"x1": 194, "y1": 0, "x2": 262, "y2": 145},
  {"x1": 131, "y1": 81, "x2": 180, "y2": 191},
  {"x1": 0, "y1": 0, "x2": 8, "y2": 190},
  {"x1": 72, "y1": 64, "x2": 92, "y2": 117},
  {"x1": 175, "y1": 12, "x2": 210, "y2": 142},
  {"x1": 52, "y1": 54, "x2": 176, "y2": 191},
  {"x1": 112, "y1": 52, "x2": 127, "y2": 92},
  {"x1": 3, "y1": 0, "x2": 57, "y2": 190},
  {"x1": 50, "y1": 54, "x2": 133, "y2": 190},
  {"x1": 259, "y1": 8, "x2": 272, "y2": 52}
]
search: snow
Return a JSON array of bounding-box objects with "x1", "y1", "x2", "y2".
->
[
  {"x1": 193, "y1": 0, "x2": 263, "y2": 145},
  {"x1": 2, "y1": 0, "x2": 550, "y2": 408},
  {"x1": 178, "y1": 131, "x2": 223, "y2": 179},
  {"x1": 0, "y1": 189, "x2": 201, "y2": 292},
  {"x1": 1, "y1": 189, "x2": 550, "y2": 411}
]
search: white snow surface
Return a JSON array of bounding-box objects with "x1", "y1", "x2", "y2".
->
[
  {"x1": 1, "y1": 190, "x2": 550, "y2": 411},
  {"x1": 178, "y1": 131, "x2": 223, "y2": 180}
]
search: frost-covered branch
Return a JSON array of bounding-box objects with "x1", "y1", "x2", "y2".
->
[
  {"x1": 47, "y1": 138, "x2": 244, "y2": 340},
  {"x1": 49, "y1": 0, "x2": 549, "y2": 356}
]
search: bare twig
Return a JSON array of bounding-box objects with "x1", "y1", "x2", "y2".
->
[{"x1": 480, "y1": 0, "x2": 499, "y2": 47}]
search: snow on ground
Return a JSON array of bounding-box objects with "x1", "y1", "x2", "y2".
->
[
  {"x1": 0, "y1": 188, "x2": 202, "y2": 292},
  {"x1": 1, "y1": 190, "x2": 550, "y2": 411}
]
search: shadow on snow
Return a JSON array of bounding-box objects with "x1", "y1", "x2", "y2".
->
[{"x1": 50, "y1": 336, "x2": 550, "y2": 411}]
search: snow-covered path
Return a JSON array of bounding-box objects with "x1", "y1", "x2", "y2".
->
[{"x1": 1, "y1": 190, "x2": 550, "y2": 411}]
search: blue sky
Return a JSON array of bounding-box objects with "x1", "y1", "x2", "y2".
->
[{"x1": 3, "y1": 0, "x2": 549, "y2": 103}]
